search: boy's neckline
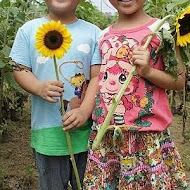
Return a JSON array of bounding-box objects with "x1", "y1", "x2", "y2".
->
[
  {"x1": 42, "y1": 16, "x2": 81, "y2": 27},
  {"x1": 110, "y1": 18, "x2": 157, "y2": 33}
]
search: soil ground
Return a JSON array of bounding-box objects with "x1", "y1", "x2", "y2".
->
[{"x1": 0, "y1": 101, "x2": 190, "y2": 190}]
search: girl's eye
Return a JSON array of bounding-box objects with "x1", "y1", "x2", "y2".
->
[
  {"x1": 119, "y1": 73, "x2": 126, "y2": 84},
  {"x1": 103, "y1": 72, "x2": 108, "y2": 81}
]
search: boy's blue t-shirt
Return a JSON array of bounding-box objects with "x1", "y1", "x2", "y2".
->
[{"x1": 10, "y1": 17, "x2": 101, "y2": 156}]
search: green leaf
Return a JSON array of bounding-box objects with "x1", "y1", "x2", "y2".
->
[
  {"x1": 0, "y1": 0, "x2": 10, "y2": 8},
  {"x1": 179, "y1": 46, "x2": 189, "y2": 65},
  {"x1": 76, "y1": 1, "x2": 112, "y2": 29},
  {"x1": 4, "y1": 71, "x2": 20, "y2": 90},
  {"x1": 167, "y1": 0, "x2": 189, "y2": 11},
  {"x1": 0, "y1": 59, "x2": 6, "y2": 69},
  {"x1": 113, "y1": 126, "x2": 124, "y2": 146},
  {"x1": 157, "y1": 28, "x2": 179, "y2": 79},
  {"x1": 1, "y1": 46, "x2": 11, "y2": 57},
  {"x1": 151, "y1": 0, "x2": 157, "y2": 5},
  {"x1": 171, "y1": 0, "x2": 189, "y2": 6},
  {"x1": 9, "y1": 7, "x2": 19, "y2": 16}
]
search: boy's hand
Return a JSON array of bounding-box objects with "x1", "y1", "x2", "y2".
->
[
  {"x1": 132, "y1": 46, "x2": 151, "y2": 78},
  {"x1": 37, "y1": 80, "x2": 64, "y2": 103},
  {"x1": 62, "y1": 107, "x2": 88, "y2": 131}
]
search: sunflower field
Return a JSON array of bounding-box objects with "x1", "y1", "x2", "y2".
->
[{"x1": 0, "y1": 0, "x2": 190, "y2": 189}]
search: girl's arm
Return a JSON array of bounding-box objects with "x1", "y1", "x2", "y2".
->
[{"x1": 132, "y1": 46, "x2": 185, "y2": 90}]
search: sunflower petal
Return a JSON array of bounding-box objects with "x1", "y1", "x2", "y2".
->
[{"x1": 175, "y1": 6, "x2": 190, "y2": 47}]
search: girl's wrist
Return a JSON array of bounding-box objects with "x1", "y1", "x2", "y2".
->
[{"x1": 143, "y1": 67, "x2": 154, "y2": 80}]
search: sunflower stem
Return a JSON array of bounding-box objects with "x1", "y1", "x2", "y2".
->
[
  {"x1": 92, "y1": 14, "x2": 174, "y2": 149},
  {"x1": 53, "y1": 56, "x2": 65, "y2": 115},
  {"x1": 53, "y1": 56, "x2": 82, "y2": 190}
]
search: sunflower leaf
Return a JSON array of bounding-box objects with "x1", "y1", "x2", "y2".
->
[
  {"x1": 179, "y1": 46, "x2": 189, "y2": 65},
  {"x1": 157, "y1": 28, "x2": 179, "y2": 80},
  {"x1": 113, "y1": 126, "x2": 124, "y2": 147}
]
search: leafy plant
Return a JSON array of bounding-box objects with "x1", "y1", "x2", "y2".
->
[
  {"x1": 0, "y1": 0, "x2": 46, "y2": 144},
  {"x1": 77, "y1": 1, "x2": 112, "y2": 29},
  {"x1": 0, "y1": 0, "x2": 46, "y2": 123}
]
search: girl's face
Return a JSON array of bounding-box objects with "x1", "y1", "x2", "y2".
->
[
  {"x1": 109, "y1": 0, "x2": 146, "y2": 16},
  {"x1": 45, "y1": 0, "x2": 80, "y2": 17}
]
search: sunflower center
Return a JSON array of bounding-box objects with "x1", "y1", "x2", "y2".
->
[
  {"x1": 44, "y1": 30, "x2": 63, "y2": 50},
  {"x1": 179, "y1": 14, "x2": 190, "y2": 36}
]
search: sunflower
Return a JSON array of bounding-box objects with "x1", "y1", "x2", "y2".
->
[
  {"x1": 175, "y1": 6, "x2": 190, "y2": 47},
  {"x1": 35, "y1": 20, "x2": 72, "y2": 59}
]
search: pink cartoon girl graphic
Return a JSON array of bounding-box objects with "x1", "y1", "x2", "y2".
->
[
  {"x1": 99, "y1": 62, "x2": 139, "y2": 125},
  {"x1": 93, "y1": 37, "x2": 140, "y2": 125}
]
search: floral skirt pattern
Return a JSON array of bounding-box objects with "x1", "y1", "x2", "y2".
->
[{"x1": 83, "y1": 129, "x2": 188, "y2": 190}]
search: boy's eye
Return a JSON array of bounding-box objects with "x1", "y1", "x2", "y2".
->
[{"x1": 119, "y1": 73, "x2": 126, "y2": 84}]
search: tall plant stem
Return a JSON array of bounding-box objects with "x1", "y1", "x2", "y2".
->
[
  {"x1": 0, "y1": 69, "x2": 4, "y2": 123},
  {"x1": 170, "y1": 90, "x2": 174, "y2": 112},
  {"x1": 0, "y1": 7, "x2": 11, "y2": 124},
  {"x1": 53, "y1": 56, "x2": 82, "y2": 190},
  {"x1": 92, "y1": 15, "x2": 173, "y2": 149},
  {"x1": 182, "y1": 66, "x2": 188, "y2": 138}
]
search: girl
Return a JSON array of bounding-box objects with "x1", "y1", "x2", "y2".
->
[{"x1": 83, "y1": 0, "x2": 188, "y2": 189}]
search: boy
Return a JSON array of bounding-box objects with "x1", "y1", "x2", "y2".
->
[{"x1": 10, "y1": 0, "x2": 101, "y2": 189}]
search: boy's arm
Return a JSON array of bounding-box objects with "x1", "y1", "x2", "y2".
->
[
  {"x1": 13, "y1": 65, "x2": 63, "y2": 103},
  {"x1": 132, "y1": 46, "x2": 185, "y2": 90},
  {"x1": 62, "y1": 64, "x2": 100, "y2": 131}
]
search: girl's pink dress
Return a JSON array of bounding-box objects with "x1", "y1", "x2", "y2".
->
[{"x1": 83, "y1": 19, "x2": 188, "y2": 190}]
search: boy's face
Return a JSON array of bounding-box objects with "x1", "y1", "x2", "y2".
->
[{"x1": 45, "y1": 0, "x2": 80, "y2": 16}]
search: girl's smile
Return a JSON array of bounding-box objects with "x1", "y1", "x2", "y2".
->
[{"x1": 119, "y1": 0, "x2": 133, "y2": 6}]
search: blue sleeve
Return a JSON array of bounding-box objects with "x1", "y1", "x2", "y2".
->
[
  {"x1": 9, "y1": 27, "x2": 31, "y2": 68},
  {"x1": 91, "y1": 27, "x2": 102, "y2": 66}
]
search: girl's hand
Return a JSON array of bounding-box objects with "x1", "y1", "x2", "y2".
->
[
  {"x1": 37, "y1": 80, "x2": 64, "y2": 103},
  {"x1": 132, "y1": 46, "x2": 151, "y2": 78},
  {"x1": 62, "y1": 107, "x2": 88, "y2": 131}
]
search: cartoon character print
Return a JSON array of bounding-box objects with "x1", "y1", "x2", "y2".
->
[
  {"x1": 99, "y1": 62, "x2": 139, "y2": 125},
  {"x1": 59, "y1": 61, "x2": 89, "y2": 111},
  {"x1": 100, "y1": 35, "x2": 133, "y2": 71},
  {"x1": 93, "y1": 34, "x2": 160, "y2": 128},
  {"x1": 70, "y1": 73, "x2": 86, "y2": 99},
  {"x1": 97, "y1": 36, "x2": 139, "y2": 125},
  {"x1": 131, "y1": 44, "x2": 159, "y2": 127},
  {"x1": 130, "y1": 135, "x2": 145, "y2": 154},
  {"x1": 121, "y1": 157, "x2": 135, "y2": 172},
  {"x1": 70, "y1": 73, "x2": 89, "y2": 103},
  {"x1": 133, "y1": 77, "x2": 155, "y2": 127},
  {"x1": 150, "y1": 148, "x2": 162, "y2": 166},
  {"x1": 66, "y1": 73, "x2": 89, "y2": 110},
  {"x1": 92, "y1": 92, "x2": 107, "y2": 125}
]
